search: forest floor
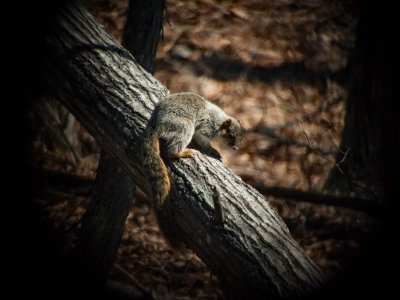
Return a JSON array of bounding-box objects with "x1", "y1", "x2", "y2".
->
[{"x1": 30, "y1": 0, "x2": 381, "y2": 299}]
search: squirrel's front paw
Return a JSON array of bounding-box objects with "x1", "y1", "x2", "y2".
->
[{"x1": 174, "y1": 148, "x2": 197, "y2": 158}]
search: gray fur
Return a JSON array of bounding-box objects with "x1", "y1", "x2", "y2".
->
[{"x1": 147, "y1": 92, "x2": 242, "y2": 157}]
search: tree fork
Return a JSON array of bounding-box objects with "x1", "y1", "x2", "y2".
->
[
  {"x1": 75, "y1": 0, "x2": 165, "y2": 291},
  {"x1": 41, "y1": 1, "x2": 324, "y2": 298}
]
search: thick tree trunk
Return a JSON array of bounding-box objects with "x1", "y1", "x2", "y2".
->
[
  {"x1": 122, "y1": 0, "x2": 165, "y2": 74},
  {"x1": 75, "y1": 0, "x2": 165, "y2": 289},
  {"x1": 76, "y1": 155, "x2": 134, "y2": 289},
  {"x1": 322, "y1": 3, "x2": 396, "y2": 299},
  {"x1": 324, "y1": 3, "x2": 396, "y2": 204},
  {"x1": 40, "y1": 1, "x2": 324, "y2": 298}
]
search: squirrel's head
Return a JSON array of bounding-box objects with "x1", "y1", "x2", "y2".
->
[{"x1": 221, "y1": 118, "x2": 242, "y2": 150}]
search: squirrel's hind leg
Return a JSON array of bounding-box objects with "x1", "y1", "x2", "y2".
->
[{"x1": 161, "y1": 122, "x2": 196, "y2": 159}]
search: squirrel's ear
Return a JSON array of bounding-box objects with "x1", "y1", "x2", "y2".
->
[{"x1": 221, "y1": 119, "x2": 232, "y2": 129}]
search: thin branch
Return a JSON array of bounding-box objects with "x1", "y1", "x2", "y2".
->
[
  {"x1": 250, "y1": 90, "x2": 343, "y2": 156},
  {"x1": 249, "y1": 183, "x2": 385, "y2": 216},
  {"x1": 300, "y1": 121, "x2": 312, "y2": 147},
  {"x1": 300, "y1": 122, "x2": 345, "y2": 175},
  {"x1": 338, "y1": 146, "x2": 350, "y2": 164},
  {"x1": 274, "y1": 91, "x2": 343, "y2": 130},
  {"x1": 249, "y1": 125, "x2": 335, "y2": 155},
  {"x1": 39, "y1": 1, "x2": 326, "y2": 296},
  {"x1": 297, "y1": 125, "x2": 377, "y2": 199}
]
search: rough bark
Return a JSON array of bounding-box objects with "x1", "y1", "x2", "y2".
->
[
  {"x1": 122, "y1": 0, "x2": 165, "y2": 74},
  {"x1": 40, "y1": 1, "x2": 324, "y2": 298},
  {"x1": 324, "y1": 3, "x2": 396, "y2": 204},
  {"x1": 76, "y1": 155, "x2": 134, "y2": 288},
  {"x1": 322, "y1": 3, "x2": 396, "y2": 299},
  {"x1": 75, "y1": 0, "x2": 165, "y2": 288}
]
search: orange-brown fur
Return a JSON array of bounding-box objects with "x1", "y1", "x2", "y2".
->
[
  {"x1": 142, "y1": 93, "x2": 241, "y2": 210},
  {"x1": 143, "y1": 137, "x2": 171, "y2": 209}
]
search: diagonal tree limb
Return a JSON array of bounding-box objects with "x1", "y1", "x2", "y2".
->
[
  {"x1": 40, "y1": 1, "x2": 325, "y2": 298},
  {"x1": 74, "y1": 0, "x2": 166, "y2": 292}
]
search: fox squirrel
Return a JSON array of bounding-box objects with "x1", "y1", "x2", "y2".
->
[{"x1": 142, "y1": 92, "x2": 241, "y2": 210}]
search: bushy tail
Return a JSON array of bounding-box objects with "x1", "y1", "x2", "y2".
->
[{"x1": 142, "y1": 134, "x2": 171, "y2": 209}]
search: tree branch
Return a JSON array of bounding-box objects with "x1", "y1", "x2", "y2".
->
[
  {"x1": 74, "y1": 0, "x2": 166, "y2": 292},
  {"x1": 249, "y1": 183, "x2": 384, "y2": 216},
  {"x1": 32, "y1": 165, "x2": 384, "y2": 217},
  {"x1": 39, "y1": 1, "x2": 325, "y2": 298}
]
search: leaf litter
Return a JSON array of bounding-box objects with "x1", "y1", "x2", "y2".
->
[{"x1": 30, "y1": 0, "x2": 381, "y2": 298}]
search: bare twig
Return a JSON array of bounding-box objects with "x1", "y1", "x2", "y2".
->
[
  {"x1": 300, "y1": 121, "x2": 311, "y2": 147},
  {"x1": 274, "y1": 93, "x2": 343, "y2": 130},
  {"x1": 297, "y1": 126, "x2": 377, "y2": 199},
  {"x1": 338, "y1": 147, "x2": 350, "y2": 164},
  {"x1": 300, "y1": 122, "x2": 344, "y2": 175},
  {"x1": 249, "y1": 125, "x2": 335, "y2": 155},
  {"x1": 250, "y1": 92, "x2": 343, "y2": 156}
]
